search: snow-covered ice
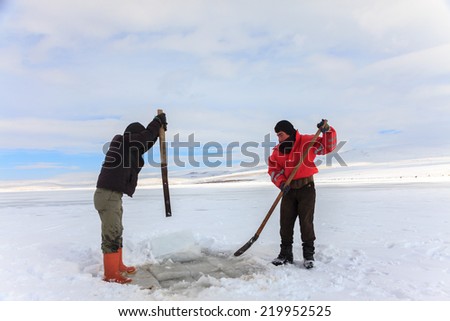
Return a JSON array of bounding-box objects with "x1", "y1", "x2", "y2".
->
[{"x1": 1, "y1": 164, "x2": 449, "y2": 300}]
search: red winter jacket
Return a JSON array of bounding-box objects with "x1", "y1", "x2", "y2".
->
[{"x1": 268, "y1": 127, "x2": 337, "y2": 188}]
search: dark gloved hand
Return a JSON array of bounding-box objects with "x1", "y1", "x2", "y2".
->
[
  {"x1": 280, "y1": 182, "x2": 291, "y2": 195},
  {"x1": 154, "y1": 113, "x2": 168, "y2": 131},
  {"x1": 317, "y1": 119, "x2": 329, "y2": 133}
]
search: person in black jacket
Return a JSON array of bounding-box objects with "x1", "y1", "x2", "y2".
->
[{"x1": 94, "y1": 113, "x2": 167, "y2": 284}]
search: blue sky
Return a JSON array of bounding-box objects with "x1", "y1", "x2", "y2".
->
[{"x1": 1, "y1": 0, "x2": 450, "y2": 185}]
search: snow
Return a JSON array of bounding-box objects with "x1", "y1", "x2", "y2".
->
[{"x1": 1, "y1": 158, "x2": 450, "y2": 301}]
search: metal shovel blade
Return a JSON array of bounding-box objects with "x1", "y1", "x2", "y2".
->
[{"x1": 233, "y1": 234, "x2": 259, "y2": 257}]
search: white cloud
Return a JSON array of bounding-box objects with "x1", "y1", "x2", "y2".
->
[
  {"x1": 1, "y1": 0, "x2": 450, "y2": 156},
  {"x1": 14, "y1": 162, "x2": 78, "y2": 170},
  {"x1": 412, "y1": 84, "x2": 450, "y2": 99},
  {"x1": 7, "y1": 0, "x2": 448, "y2": 59},
  {"x1": 305, "y1": 54, "x2": 356, "y2": 84},
  {"x1": 360, "y1": 44, "x2": 450, "y2": 79},
  {"x1": 4, "y1": 0, "x2": 450, "y2": 85},
  {"x1": 201, "y1": 57, "x2": 243, "y2": 79},
  {"x1": 354, "y1": 0, "x2": 450, "y2": 52},
  {"x1": 0, "y1": 118, "x2": 123, "y2": 151},
  {"x1": 0, "y1": 47, "x2": 26, "y2": 75}
]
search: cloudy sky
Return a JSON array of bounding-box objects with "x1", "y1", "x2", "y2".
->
[{"x1": 1, "y1": 0, "x2": 450, "y2": 183}]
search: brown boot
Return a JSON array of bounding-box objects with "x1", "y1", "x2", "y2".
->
[
  {"x1": 103, "y1": 252, "x2": 132, "y2": 284},
  {"x1": 118, "y1": 248, "x2": 137, "y2": 274}
]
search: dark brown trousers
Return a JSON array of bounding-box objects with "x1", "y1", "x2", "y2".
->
[{"x1": 279, "y1": 182, "x2": 316, "y2": 260}]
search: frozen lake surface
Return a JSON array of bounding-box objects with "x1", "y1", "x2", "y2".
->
[{"x1": 1, "y1": 180, "x2": 449, "y2": 300}]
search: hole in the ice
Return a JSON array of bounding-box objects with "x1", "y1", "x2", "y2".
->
[{"x1": 131, "y1": 251, "x2": 265, "y2": 290}]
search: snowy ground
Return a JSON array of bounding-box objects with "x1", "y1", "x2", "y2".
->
[{"x1": 1, "y1": 170, "x2": 450, "y2": 301}]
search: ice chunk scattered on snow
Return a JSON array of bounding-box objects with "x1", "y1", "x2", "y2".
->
[{"x1": 151, "y1": 230, "x2": 202, "y2": 262}]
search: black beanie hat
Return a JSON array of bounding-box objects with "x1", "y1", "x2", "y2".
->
[
  {"x1": 124, "y1": 122, "x2": 145, "y2": 134},
  {"x1": 274, "y1": 120, "x2": 296, "y2": 136}
]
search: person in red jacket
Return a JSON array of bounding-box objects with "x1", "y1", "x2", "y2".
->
[{"x1": 268, "y1": 119, "x2": 336, "y2": 269}]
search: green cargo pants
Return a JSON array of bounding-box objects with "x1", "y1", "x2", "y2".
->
[{"x1": 93, "y1": 188, "x2": 124, "y2": 254}]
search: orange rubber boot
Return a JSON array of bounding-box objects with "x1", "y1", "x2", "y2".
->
[
  {"x1": 118, "y1": 248, "x2": 137, "y2": 274},
  {"x1": 103, "y1": 252, "x2": 132, "y2": 284}
]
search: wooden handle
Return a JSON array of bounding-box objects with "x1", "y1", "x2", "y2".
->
[
  {"x1": 157, "y1": 109, "x2": 167, "y2": 166},
  {"x1": 157, "y1": 109, "x2": 172, "y2": 217}
]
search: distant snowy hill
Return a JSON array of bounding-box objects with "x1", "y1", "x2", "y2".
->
[{"x1": 1, "y1": 145, "x2": 449, "y2": 192}]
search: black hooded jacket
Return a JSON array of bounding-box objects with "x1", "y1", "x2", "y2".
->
[{"x1": 96, "y1": 120, "x2": 160, "y2": 197}]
